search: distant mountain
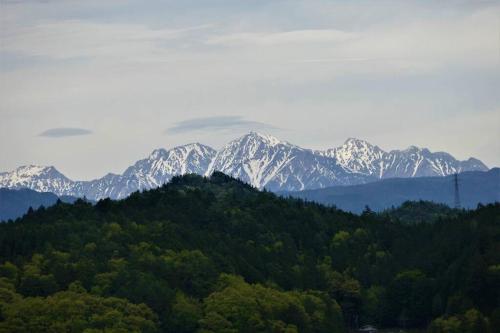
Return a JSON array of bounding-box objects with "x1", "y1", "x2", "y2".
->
[
  {"x1": 0, "y1": 188, "x2": 78, "y2": 221},
  {"x1": 0, "y1": 132, "x2": 489, "y2": 200},
  {"x1": 281, "y1": 168, "x2": 500, "y2": 213}
]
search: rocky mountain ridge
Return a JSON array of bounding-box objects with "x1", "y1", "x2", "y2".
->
[{"x1": 0, "y1": 132, "x2": 488, "y2": 200}]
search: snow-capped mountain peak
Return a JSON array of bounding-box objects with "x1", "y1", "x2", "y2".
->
[
  {"x1": 207, "y1": 132, "x2": 366, "y2": 191},
  {"x1": 320, "y1": 139, "x2": 488, "y2": 179},
  {"x1": 207, "y1": 132, "x2": 301, "y2": 188},
  {"x1": 402, "y1": 145, "x2": 423, "y2": 153},
  {"x1": 122, "y1": 143, "x2": 216, "y2": 191},
  {"x1": 340, "y1": 138, "x2": 381, "y2": 154},
  {"x1": 149, "y1": 148, "x2": 169, "y2": 160},
  {"x1": 0, "y1": 165, "x2": 74, "y2": 195},
  {"x1": 16, "y1": 165, "x2": 54, "y2": 175},
  {"x1": 245, "y1": 131, "x2": 285, "y2": 147},
  {"x1": 15, "y1": 164, "x2": 47, "y2": 175},
  {"x1": 344, "y1": 137, "x2": 372, "y2": 146},
  {"x1": 319, "y1": 138, "x2": 384, "y2": 175},
  {"x1": 2, "y1": 165, "x2": 69, "y2": 182},
  {"x1": 0, "y1": 133, "x2": 489, "y2": 200}
]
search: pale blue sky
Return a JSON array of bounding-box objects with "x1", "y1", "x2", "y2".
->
[{"x1": 1, "y1": 0, "x2": 499, "y2": 180}]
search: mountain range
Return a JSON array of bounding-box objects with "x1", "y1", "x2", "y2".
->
[{"x1": 0, "y1": 132, "x2": 488, "y2": 201}]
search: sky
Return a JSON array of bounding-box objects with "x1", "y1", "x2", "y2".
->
[{"x1": 0, "y1": 0, "x2": 499, "y2": 180}]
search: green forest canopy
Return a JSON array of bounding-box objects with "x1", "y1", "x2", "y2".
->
[{"x1": 0, "y1": 172, "x2": 498, "y2": 333}]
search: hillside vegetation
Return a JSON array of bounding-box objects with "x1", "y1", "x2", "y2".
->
[{"x1": 0, "y1": 172, "x2": 498, "y2": 332}]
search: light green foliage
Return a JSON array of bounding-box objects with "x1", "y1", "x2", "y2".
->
[
  {"x1": 331, "y1": 231, "x2": 350, "y2": 248},
  {"x1": 0, "y1": 262, "x2": 18, "y2": 282},
  {"x1": 429, "y1": 316, "x2": 462, "y2": 333},
  {"x1": 200, "y1": 274, "x2": 344, "y2": 333},
  {"x1": 316, "y1": 258, "x2": 361, "y2": 326},
  {"x1": 361, "y1": 285, "x2": 386, "y2": 324},
  {"x1": 166, "y1": 292, "x2": 202, "y2": 333},
  {"x1": 0, "y1": 285, "x2": 159, "y2": 333},
  {"x1": 429, "y1": 308, "x2": 491, "y2": 333},
  {"x1": 162, "y1": 249, "x2": 217, "y2": 297}
]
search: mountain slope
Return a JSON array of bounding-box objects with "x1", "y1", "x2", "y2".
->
[
  {"x1": 319, "y1": 138, "x2": 488, "y2": 179},
  {"x1": 281, "y1": 168, "x2": 500, "y2": 213},
  {"x1": 124, "y1": 143, "x2": 216, "y2": 190},
  {"x1": 318, "y1": 138, "x2": 386, "y2": 177},
  {"x1": 206, "y1": 132, "x2": 366, "y2": 191},
  {"x1": 0, "y1": 165, "x2": 76, "y2": 196},
  {"x1": 0, "y1": 188, "x2": 77, "y2": 221},
  {"x1": 0, "y1": 144, "x2": 216, "y2": 201},
  {"x1": 0, "y1": 133, "x2": 489, "y2": 199}
]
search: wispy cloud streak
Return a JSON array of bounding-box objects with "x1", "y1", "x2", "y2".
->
[
  {"x1": 38, "y1": 127, "x2": 92, "y2": 138},
  {"x1": 206, "y1": 29, "x2": 355, "y2": 46},
  {"x1": 1, "y1": 20, "x2": 213, "y2": 61},
  {"x1": 166, "y1": 116, "x2": 277, "y2": 134}
]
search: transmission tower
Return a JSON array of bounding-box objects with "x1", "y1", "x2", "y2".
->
[{"x1": 453, "y1": 173, "x2": 461, "y2": 209}]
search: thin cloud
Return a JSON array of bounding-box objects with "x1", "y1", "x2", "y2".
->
[
  {"x1": 38, "y1": 127, "x2": 92, "y2": 138},
  {"x1": 1, "y1": 20, "x2": 213, "y2": 61},
  {"x1": 206, "y1": 29, "x2": 355, "y2": 46},
  {"x1": 166, "y1": 116, "x2": 277, "y2": 134}
]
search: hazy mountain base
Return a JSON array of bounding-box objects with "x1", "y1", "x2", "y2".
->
[
  {"x1": 0, "y1": 173, "x2": 498, "y2": 332},
  {"x1": 281, "y1": 168, "x2": 500, "y2": 213},
  {"x1": 0, "y1": 188, "x2": 78, "y2": 221}
]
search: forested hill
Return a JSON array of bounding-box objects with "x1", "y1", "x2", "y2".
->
[{"x1": 0, "y1": 172, "x2": 498, "y2": 333}]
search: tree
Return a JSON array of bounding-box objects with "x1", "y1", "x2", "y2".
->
[
  {"x1": 429, "y1": 308, "x2": 491, "y2": 333},
  {"x1": 200, "y1": 274, "x2": 345, "y2": 333},
  {"x1": 166, "y1": 292, "x2": 202, "y2": 333},
  {"x1": 385, "y1": 270, "x2": 434, "y2": 327}
]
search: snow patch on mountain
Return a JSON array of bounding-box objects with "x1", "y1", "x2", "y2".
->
[
  {"x1": 123, "y1": 143, "x2": 216, "y2": 191},
  {"x1": 318, "y1": 138, "x2": 385, "y2": 176},
  {"x1": 0, "y1": 165, "x2": 75, "y2": 196}
]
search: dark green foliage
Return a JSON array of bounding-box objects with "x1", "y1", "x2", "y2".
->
[
  {"x1": 381, "y1": 200, "x2": 459, "y2": 224},
  {"x1": 0, "y1": 172, "x2": 498, "y2": 332}
]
